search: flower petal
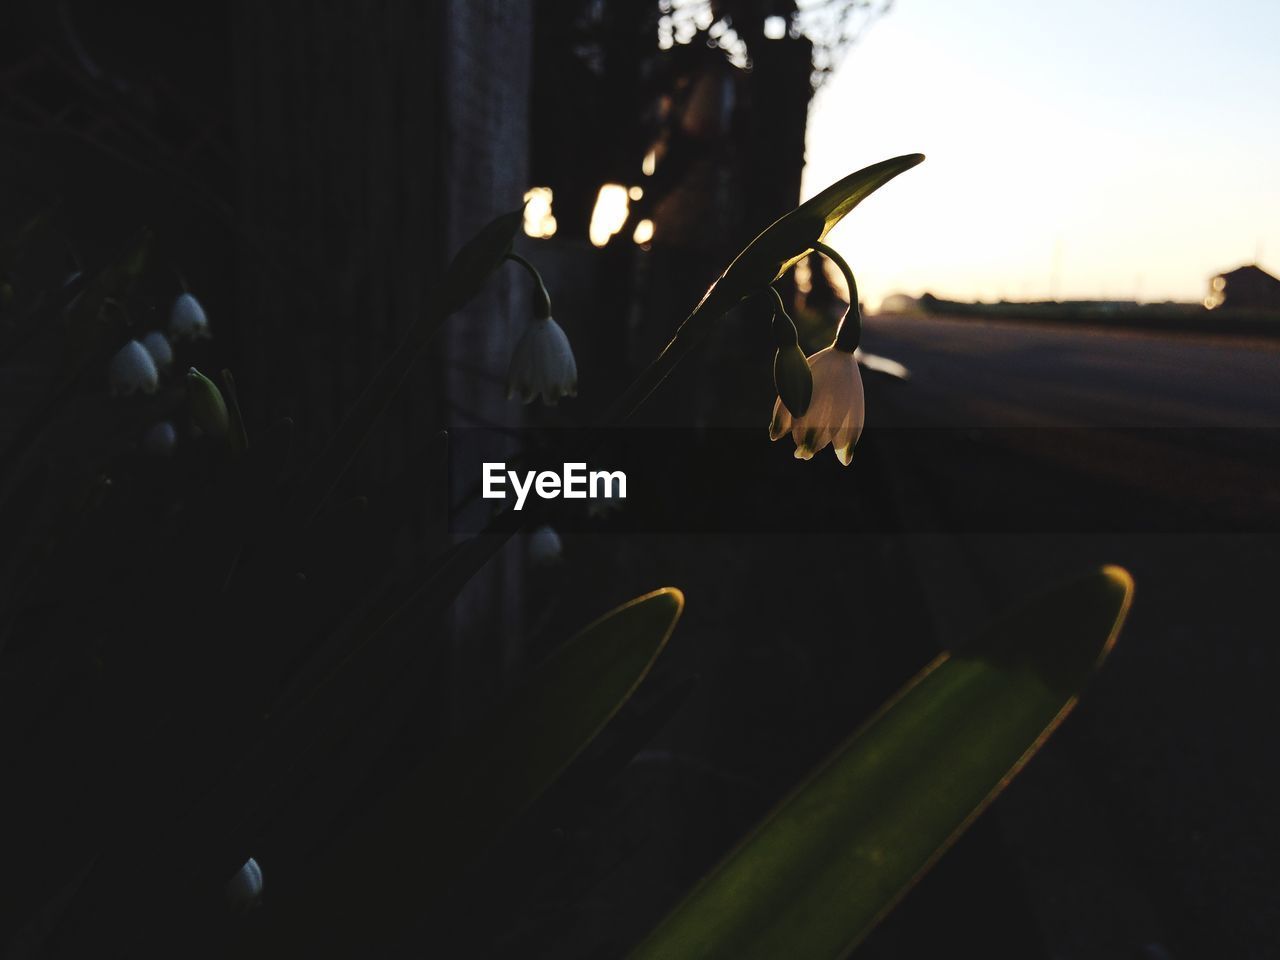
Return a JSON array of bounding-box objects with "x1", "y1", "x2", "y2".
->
[
  {"x1": 508, "y1": 317, "x2": 578, "y2": 407},
  {"x1": 833, "y1": 438, "x2": 855, "y2": 466},
  {"x1": 769, "y1": 398, "x2": 792, "y2": 440},
  {"x1": 169, "y1": 293, "x2": 211, "y2": 341},
  {"x1": 109, "y1": 340, "x2": 160, "y2": 396}
]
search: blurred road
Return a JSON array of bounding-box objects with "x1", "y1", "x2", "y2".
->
[
  {"x1": 862, "y1": 313, "x2": 1280, "y2": 428},
  {"x1": 858, "y1": 314, "x2": 1280, "y2": 959},
  {"x1": 861, "y1": 314, "x2": 1280, "y2": 530}
]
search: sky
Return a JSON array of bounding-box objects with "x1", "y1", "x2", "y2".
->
[{"x1": 803, "y1": 0, "x2": 1280, "y2": 309}]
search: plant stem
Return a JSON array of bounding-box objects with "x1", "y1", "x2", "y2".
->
[
  {"x1": 602, "y1": 283, "x2": 736, "y2": 425},
  {"x1": 767, "y1": 286, "x2": 800, "y2": 348},
  {"x1": 812, "y1": 240, "x2": 861, "y2": 352},
  {"x1": 505, "y1": 252, "x2": 552, "y2": 320}
]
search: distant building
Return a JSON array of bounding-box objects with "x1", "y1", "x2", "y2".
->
[
  {"x1": 1205, "y1": 264, "x2": 1280, "y2": 310},
  {"x1": 878, "y1": 293, "x2": 919, "y2": 314}
]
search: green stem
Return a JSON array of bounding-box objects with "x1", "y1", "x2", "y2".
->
[
  {"x1": 812, "y1": 240, "x2": 861, "y2": 352},
  {"x1": 220, "y1": 369, "x2": 251, "y2": 458},
  {"x1": 600, "y1": 282, "x2": 737, "y2": 425},
  {"x1": 505, "y1": 252, "x2": 552, "y2": 320},
  {"x1": 767, "y1": 286, "x2": 800, "y2": 348}
]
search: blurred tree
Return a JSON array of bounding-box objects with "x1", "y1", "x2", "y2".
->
[{"x1": 527, "y1": 0, "x2": 887, "y2": 422}]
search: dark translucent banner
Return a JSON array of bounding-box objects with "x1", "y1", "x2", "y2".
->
[{"x1": 445, "y1": 426, "x2": 1280, "y2": 535}]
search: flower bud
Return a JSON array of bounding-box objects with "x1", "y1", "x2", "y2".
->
[
  {"x1": 169, "y1": 292, "x2": 211, "y2": 341},
  {"x1": 773, "y1": 341, "x2": 812, "y2": 417},
  {"x1": 140, "y1": 330, "x2": 173, "y2": 374},
  {"x1": 507, "y1": 316, "x2": 578, "y2": 406},
  {"x1": 142, "y1": 420, "x2": 177, "y2": 456},
  {"x1": 768, "y1": 345, "x2": 865, "y2": 465},
  {"x1": 187, "y1": 367, "x2": 230, "y2": 440},
  {"x1": 226, "y1": 857, "x2": 263, "y2": 912},
  {"x1": 108, "y1": 340, "x2": 160, "y2": 397},
  {"x1": 528, "y1": 524, "x2": 564, "y2": 566}
]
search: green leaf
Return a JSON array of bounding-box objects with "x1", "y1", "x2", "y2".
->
[
  {"x1": 630, "y1": 566, "x2": 1133, "y2": 960},
  {"x1": 607, "y1": 155, "x2": 923, "y2": 422},
  {"x1": 187, "y1": 366, "x2": 231, "y2": 442},
  {"x1": 442, "y1": 208, "x2": 524, "y2": 313},
  {"x1": 713, "y1": 153, "x2": 924, "y2": 305},
  {"x1": 219, "y1": 369, "x2": 250, "y2": 457},
  {"x1": 263, "y1": 587, "x2": 685, "y2": 946},
  {"x1": 432, "y1": 587, "x2": 684, "y2": 836}
]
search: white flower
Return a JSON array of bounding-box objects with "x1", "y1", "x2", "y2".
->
[
  {"x1": 226, "y1": 857, "x2": 263, "y2": 912},
  {"x1": 108, "y1": 340, "x2": 160, "y2": 396},
  {"x1": 140, "y1": 330, "x2": 173, "y2": 373},
  {"x1": 768, "y1": 345, "x2": 864, "y2": 465},
  {"x1": 169, "y1": 292, "x2": 211, "y2": 341},
  {"x1": 527, "y1": 524, "x2": 564, "y2": 566},
  {"x1": 507, "y1": 317, "x2": 577, "y2": 405},
  {"x1": 142, "y1": 420, "x2": 177, "y2": 456}
]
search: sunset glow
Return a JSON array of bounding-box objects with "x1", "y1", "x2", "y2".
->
[{"x1": 804, "y1": 0, "x2": 1280, "y2": 310}]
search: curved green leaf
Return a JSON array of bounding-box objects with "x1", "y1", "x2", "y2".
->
[
  {"x1": 442, "y1": 207, "x2": 524, "y2": 312},
  {"x1": 267, "y1": 587, "x2": 685, "y2": 946},
  {"x1": 609, "y1": 154, "x2": 924, "y2": 422},
  {"x1": 713, "y1": 153, "x2": 924, "y2": 304},
  {"x1": 631, "y1": 566, "x2": 1132, "y2": 960},
  {"x1": 433, "y1": 587, "x2": 685, "y2": 837}
]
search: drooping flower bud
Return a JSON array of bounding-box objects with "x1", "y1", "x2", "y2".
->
[
  {"x1": 225, "y1": 857, "x2": 263, "y2": 912},
  {"x1": 503, "y1": 252, "x2": 575, "y2": 406},
  {"x1": 769, "y1": 345, "x2": 865, "y2": 465},
  {"x1": 140, "y1": 330, "x2": 174, "y2": 374},
  {"x1": 108, "y1": 340, "x2": 160, "y2": 397},
  {"x1": 507, "y1": 316, "x2": 578, "y2": 406},
  {"x1": 773, "y1": 342, "x2": 813, "y2": 418},
  {"x1": 142, "y1": 420, "x2": 177, "y2": 456},
  {"x1": 768, "y1": 290, "x2": 812, "y2": 417},
  {"x1": 169, "y1": 292, "x2": 211, "y2": 341},
  {"x1": 528, "y1": 524, "x2": 564, "y2": 566}
]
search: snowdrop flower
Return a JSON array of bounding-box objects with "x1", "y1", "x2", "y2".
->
[
  {"x1": 225, "y1": 857, "x2": 263, "y2": 912},
  {"x1": 169, "y1": 292, "x2": 211, "y2": 341},
  {"x1": 140, "y1": 330, "x2": 173, "y2": 373},
  {"x1": 768, "y1": 344, "x2": 864, "y2": 465},
  {"x1": 507, "y1": 316, "x2": 578, "y2": 405},
  {"x1": 527, "y1": 524, "x2": 564, "y2": 566},
  {"x1": 108, "y1": 340, "x2": 160, "y2": 396},
  {"x1": 142, "y1": 420, "x2": 177, "y2": 456}
]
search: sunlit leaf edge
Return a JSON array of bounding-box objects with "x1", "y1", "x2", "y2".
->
[
  {"x1": 708, "y1": 152, "x2": 925, "y2": 307},
  {"x1": 630, "y1": 566, "x2": 1132, "y2": 960}
]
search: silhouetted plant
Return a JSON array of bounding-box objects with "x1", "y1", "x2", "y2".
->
[{"x1": 0, "y1": 155, "x2": 1135, "y2": 959}]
